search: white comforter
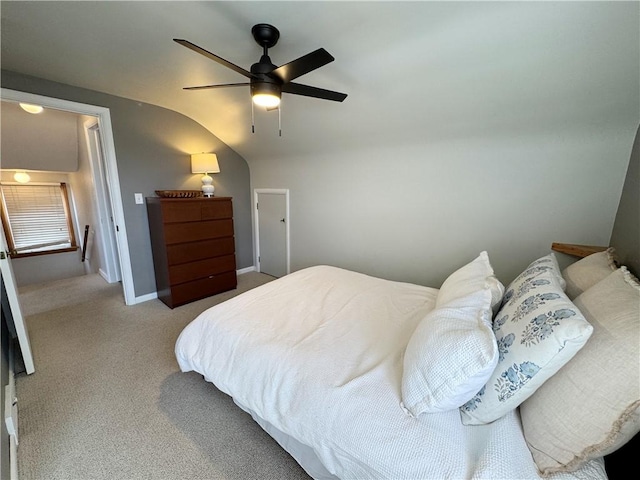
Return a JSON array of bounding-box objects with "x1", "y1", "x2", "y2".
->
[{"x1": 175, "y1": 265, "x2": 606, "y2": 480}]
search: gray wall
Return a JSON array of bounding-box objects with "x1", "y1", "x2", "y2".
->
[
  {"x1": 610, "y1": 124, "x2": 640, "y2": 277},
  {"x1": 2, "y1": 70, "x2": 253, "y2": 298},
  {"x1": 250, "y1": 123, "x2": 637, "y2": 288}
]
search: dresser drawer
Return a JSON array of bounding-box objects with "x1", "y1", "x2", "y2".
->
[
  {"x1": 166, "y1": 237, "x2": 235, "y2": 265},
  {"x1": 161, "y1": 199, "x2": 232, "y2": 223},
  {"x1": 169, "y1": 254, "x2": 236, "y2": 285},
  {"x1": 170, "y1": 271, "x2": 237, "y2": 307},
  {"x1": 163, "y1": 219, "x2": 234, "y2": 244},
  {"x1": 201, "y1": 201, "x2": 233, "y2": 220},
  {"x1": 161, "y1": 203, "x2": 200, "y2": 222}
]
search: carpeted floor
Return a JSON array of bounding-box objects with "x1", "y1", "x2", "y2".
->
[{"x1": 15, "y1": 273, "x2": 311, "y2": 480}]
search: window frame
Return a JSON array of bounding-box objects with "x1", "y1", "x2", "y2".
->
[{"x1": 0, "y1": 182, "x2": 79, "y2": 259}]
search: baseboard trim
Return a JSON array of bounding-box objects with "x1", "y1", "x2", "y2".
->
[
  {"x1": 237, "y1": 266, "x2": 256, "y2": 275},
  {"x1": 131, "y1": 267, "x2": 257, "y2": 305},
  {"x1": 132, "y1": 291, "x2": 158, "y2": 305},
  {"x1": 98, "y1": 268, "x2": 109, "y2": 283}
]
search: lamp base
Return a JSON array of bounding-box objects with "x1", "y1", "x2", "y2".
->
[{"x1": 201, "y1": 174, "x2": 215, "y2": 197}]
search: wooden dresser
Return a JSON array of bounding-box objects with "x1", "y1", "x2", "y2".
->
[{"x1": 146, "y1": 197, "x2": 237, "y2": 308}]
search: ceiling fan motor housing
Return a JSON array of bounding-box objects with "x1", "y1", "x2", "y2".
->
[{"x1": 250, "y1": 55, "x2": 282, "y2": 97}]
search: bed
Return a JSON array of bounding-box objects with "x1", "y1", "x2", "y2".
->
[{"x1": 175, "y1": 247, "x2": 639, "y2": 479}]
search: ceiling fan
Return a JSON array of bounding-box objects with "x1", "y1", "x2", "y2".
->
[{"x1": 174, "y1": 23, "x2": 348, "y2": 110}]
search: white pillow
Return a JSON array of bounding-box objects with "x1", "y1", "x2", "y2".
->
[
  {"x1": 436, "y1": 251, "x2": 504, "y2": 310},
  {"x1": 562, "y1": 247, "x2": 618, "y2": 299},
  {"x1": 520, "y1": 266, "x2": 640, "y2": 475},
  {"x1": 460, "y1": 259, "x2": 593, "y2": 425},
  {"x1": 401, "y1": 288, "x2": 498, "y2": 415}
]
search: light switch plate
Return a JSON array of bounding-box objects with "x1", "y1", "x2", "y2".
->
[{"x1": 134, "y1": 193, "x2": 144, "y2": 205}]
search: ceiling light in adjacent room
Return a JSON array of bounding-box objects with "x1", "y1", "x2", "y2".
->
[
  {"x1": 13, "y1": 171, "x2": 31, "y2": 183},
  {"x1": 19, "y1": 103, "x2": 44, "y2": 114}
]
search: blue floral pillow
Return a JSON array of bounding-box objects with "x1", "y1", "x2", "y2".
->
[{"x1": 460, "y1": 255, "x2": 593, "y2": 425}]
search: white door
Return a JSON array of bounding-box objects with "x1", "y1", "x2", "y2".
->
[
  {"x1": 255, "y1": 190, "x2": 289, "y2": 278},
  {"x1": 0, "y1": 227, "x2": 35, "y2": 374}
]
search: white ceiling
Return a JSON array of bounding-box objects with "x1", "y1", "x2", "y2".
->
[{"x1": 2, "y1": 1, "x2": 638, "y2": 165}]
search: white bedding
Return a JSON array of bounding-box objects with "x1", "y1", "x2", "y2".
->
[{"x1": 175, "y1": 265, "x2": 607, "y2": 479}]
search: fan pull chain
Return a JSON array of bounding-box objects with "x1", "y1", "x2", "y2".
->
[
  {"x1": 278, "y1": 104, "x2": 282, "y2": 137},
  {"x1": 251, "y1": 101, "x2": 255, "y2": 133}
]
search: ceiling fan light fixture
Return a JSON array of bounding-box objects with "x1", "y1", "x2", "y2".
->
[
  {"x1": 251, "y1": 81, "x2": 281, "y2": 108},
  {"x1": 252, "y1": 93, "x2": 281, "y2": 108}
]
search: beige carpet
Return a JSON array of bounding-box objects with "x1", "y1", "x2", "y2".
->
[{"x1": 15, "y1": 273, "x2": 311, "y2": 480}]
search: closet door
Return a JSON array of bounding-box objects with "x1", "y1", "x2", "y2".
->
[{"x1": 256, "y1": 190, "x2": 289, "y2": 278}]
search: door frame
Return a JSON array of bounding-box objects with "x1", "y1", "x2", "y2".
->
[
  {"x1": 1, "y1": 88, "x2": 136, "y2": 305},
  {"x1": 254, "y1": 188, "x2": 290, "y2": 276},
  {"x1": 83, "y1": 120, "x2": 121, "y2": 283}
]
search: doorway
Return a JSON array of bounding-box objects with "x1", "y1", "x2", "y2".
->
[
  {"x1": 254, "y1": 189, "x2": 290, "y2": 278},
  {"x1": 1, "y1": 88, "x2": 135, "y2": 305}
]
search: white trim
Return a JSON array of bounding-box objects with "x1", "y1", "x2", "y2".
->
[
  {"x1": 253, "y1": 188, "x2": 290, "y2": 276},
  {"x1": 6, "y1": 330, "x2": 18, "y2": 480},
  {"x1": 237, "y1": 266, "x2": 256, "y2": 275},
  {"x1": 0, "y1": 182, "x2": 61, "y2": 186},
  {"x1": 83, "y1": 120, "x2": 121, "y2": 284},
  {"x1": 132, "y1": 291, "x2": 158, "y2": 304},
  {"x1": 9, "y1": 436, "x2": 17, "y2": 480},
  {"x1": 98, "y1": 268, "x2": 110, "y2": 283},
  {"x1": 1, "y1": 88, "x2": 136, "y2": 305}
]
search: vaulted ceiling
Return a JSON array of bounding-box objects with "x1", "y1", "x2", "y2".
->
[{"x1": 2, "y1": 1, "x2": 638, "y2": 165}]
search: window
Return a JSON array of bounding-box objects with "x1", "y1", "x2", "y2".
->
[{"x1": 0, "y1": 183, "x2": 78, "y2": 258}]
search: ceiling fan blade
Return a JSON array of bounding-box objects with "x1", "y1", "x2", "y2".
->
[
  {"x1": 270, "y1": 48, "x2": 335, "y2": 83},
  {"x1": 282, "y1": 82, "x2": 347, "y2": 102},
  {"x1": 174, "y1": 39, "x2": 255, "y2": 79},
  {"x1": 183, "y1": 83, "x2": 249, "y2": 91}
]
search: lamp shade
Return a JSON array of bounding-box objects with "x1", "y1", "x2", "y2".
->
[{"x1": 191, "y1": 153, "x2": 220, "y2": 174}]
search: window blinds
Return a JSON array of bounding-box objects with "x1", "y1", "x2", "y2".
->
[{"x1": 1, "y1": 184, "x2": 73, "y2": 253}]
